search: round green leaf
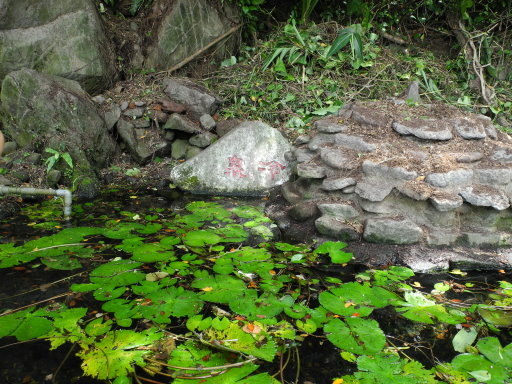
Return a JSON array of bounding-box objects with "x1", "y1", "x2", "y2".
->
[{"x1": 324, "y1": 317, "x2": 385, "y2": 355}]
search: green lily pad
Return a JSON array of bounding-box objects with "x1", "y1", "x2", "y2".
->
[
  {"x1": 324, "y1": 317, "x2": 386, "y2": 355},
  {"x1": 183, "y1": 230, "x2": 222, "y2": 247},
  {"x1": 90, "y1": 260, "x2": 145, "y2": 287},
  {"x1": 131, "y1": 243, "x2": 175, "y2": 262}
]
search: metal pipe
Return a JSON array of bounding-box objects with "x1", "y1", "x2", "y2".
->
[{"x1": 0, "y1": 186, "x2": 72, "y2": 220}]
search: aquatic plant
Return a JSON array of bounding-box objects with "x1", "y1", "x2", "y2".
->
[{"x1": 1, "y1": 195, "x2": 511, "y2": 383}]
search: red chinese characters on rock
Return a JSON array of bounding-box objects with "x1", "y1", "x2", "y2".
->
[
  {"x1": 224, "y1": 156, "x2": 286, "y2": 180},
  {"x1": 258, "y1": 160, "x2": 286, "y2": 180},
  {"x1": 224, "y1": 155, "x2": 247, "y2": 178}
]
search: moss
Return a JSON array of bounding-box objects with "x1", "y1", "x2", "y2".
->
[
  {"x1": 183, "y1": 176, "x2": 200, "y2": 189},
  {"x1": 495, "y1": 217, "x2": 512, "y2": 231}
]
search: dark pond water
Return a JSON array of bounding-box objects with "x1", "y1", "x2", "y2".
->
[{"x1": 0, "y1": 190, "x2": 511, "y2": 384}]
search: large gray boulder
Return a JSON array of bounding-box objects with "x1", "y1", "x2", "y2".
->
[
  {"x1": 144, "y1": 0, "x2": 240, "y2": 71},
  {"x1": 0, "y1": 0, "x2": 116, "y2": 94},
  {"x1": 170, "y1": 121, "x2": 292, "y2": 195},
  {"x1": 0, "y1": 69, "x2": 117, "y2": 198}
]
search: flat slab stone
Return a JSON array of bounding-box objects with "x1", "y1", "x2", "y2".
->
[
  {"x1": 425, "y1": 169, "x2": 473, "y2": 188},
  {"x1": 455, "y1": 152, "x2": 483, "y2": 163},
  {"x1": 289, "y1": 201, "x2": 319, "y2": 221},
  {"x1": 317, "y1": 203, "x2": 359, "y2": 219},
  {"x1": 117, "y1": 120, "x2": 170, "y2": 164},
  {"x1": 459, "y1": 185, "x2": 510, "y2": 210},
  {"x1": 453, "y1": 117, "x2": 487, "y2": 139},
  {"x1": 294, "y1": 148, "x2": 316, "y2": 163},
  {"x1": 320, "y1": 148, "x2": 358, "y2": 169},
  {"x1": 355, "y1": 180, "x2": 394, "y2": 202},
  {"x1": 426, "y1": 230, "x2": 460, "y2": 246},
  {"x1": 362, "y1": 161, "x2": 417, "y2": 180},
  {"x1": 189, "y1": 132, "x2": 218, "y2": 148},
  {"x1": 322, "y1": 177, "x2": 357, "y2": 191},
  {"x1": 474, "y1": 168, "x2": 512, "y2": 186},
  {"x1": 164, "y1": 114, "x2": 201, "y2": 133},
  {"x1": 351, "y1": 104, "x2": 388, "y2": 127},
  {"x1": 296, "y1": 163, "x2": 327, "y2": 179},
  {"x1": 308, "y1": 133, "x2": 336, "y2": 151},
  {"x1": 314, "y1": 118, "x2": 349, "y2": 133},
  {"x1": 430, "y1": 191, "x2": 463, "y2": 211},
  {"x1": 491, "y1": 147, "x2": 512, "y2": 163},
  {"x1": 123, "y1": 107, "x2": 145, "y2": 118},
  {"x1": 334, "y1": 134, "x2": 376, "y2": 152},
  {"x1": 315, "y1": 216, "x2": 361, "y2": 241},
  {"x1": 396, "y1": 180, "x2": 433, "y2": 201},
  {"x1": 392, "y1": 119, "x2": 453, "y2": 141},
  {"x1": 485, "y1": 124, "x2": 498, "y2": 139},
  {"x1": 342, "y1": 185, "x2": 356, "y2": 194},
  {"x1": 363, "y1": 217, "x2": 423, "y2": 244},
  {"x1": 163, "y1": 78, "x2": 221, "y2": 115},
  {"x1": 199, "y1": 114, "x2": 216, "y2": 130},
  {"x1": 170, "y1": 121, "x2": 291, "y2": 195}
]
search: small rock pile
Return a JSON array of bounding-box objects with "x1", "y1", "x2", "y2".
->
[
  {"x1": 282, "y1": 100, "x2": 512, "y2": 251},
  {"x1": 95, "y1": 78, "x2": 231, "y2": 165}
]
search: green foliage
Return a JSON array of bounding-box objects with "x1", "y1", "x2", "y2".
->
[
  {"x1": 300, "y1": 0, "x2": 320, "y2": 24},
  {"x1": 325, "y1": 317, "x2": 386, "y2": 355},
  {"x1": 342, "y1": 352, "x2": 440, "y2": 383},
  {"x1": 229, "y1": 0, "x2": 266, "y2": 37},
  {"x1": 2, "y1": 193, "x2": 512, "y2": 383},
  {"x1": 44, "y1": 148, "x2": 73, "y2": 174},
  {"x1": 314, "y1": 240, "x2": 353, "y2": 263},
  {"x1": 326, "y1": 24, "x2": 364, "y2": 68},
  {"x1": 446, "y1": 337, "x2": 512, "y2": 384}
]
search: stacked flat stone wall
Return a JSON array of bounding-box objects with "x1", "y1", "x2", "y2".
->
[{"x1": 283, "y1": 101, "x2": 512, "y2": 248}]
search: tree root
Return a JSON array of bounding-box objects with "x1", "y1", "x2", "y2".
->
[{"x1": 446, "y1": 12, "x2": 496, "y2": 106}]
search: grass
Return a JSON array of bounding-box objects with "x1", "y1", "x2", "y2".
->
[{"x1": 204, "y1": 20, "x2": 510, "y2": 137}]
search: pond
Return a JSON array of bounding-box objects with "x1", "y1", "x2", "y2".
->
[{"x1": 1, "y1": 189, "x2": 511, "y2": 384}]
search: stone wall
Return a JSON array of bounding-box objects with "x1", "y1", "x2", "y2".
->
[{"x1": 283, "y1": 101, "x2": 512, "y2": 248}]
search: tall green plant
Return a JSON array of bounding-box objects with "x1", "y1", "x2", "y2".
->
[
  {"x1": 326, "y1": 24, "x2": 364, "y2": 68},
  {"x1": 300, "y1": 0, "x2": 320, "y2": 24}
]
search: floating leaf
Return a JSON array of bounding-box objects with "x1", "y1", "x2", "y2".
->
[
  {"x1": 90, "y1": 260, "x2": 145, "y2": 287},
  {"x1": 230, "y1": 291, "x2": 293, "y2": 320},
  {"x1": 183, "y1": 230, "x2": 222, "y2": 247},
  {"x1": 202, "y1": 321, "x2": 277, "y2": 361},
  {"x1": 40, "y1": 255, "x2": 83, "y2": 270},
  {"x1": 93, "y1": 286, "x2": 126, "y2": 301},
  {"x1": 324, "y1": 317, "x2": 385, "y2": 355},
  {"x1": 397, "y1": 291, "x2": 466, "y2": 325},
  {"x1": 314, "y1": 241, "x2": 353, "y2": 264},
  {"x1": 78, "y1": 329, "x2": 162, "y2": 379},
  {"x1": 319, "y1": 282, "x2": 400, "y2": 317},
  {"x1": 85, "y1": 318, "x2": 113, "y2": 337},
  {"x1": 135, "y1": 223, "x2": 162, "y2": 234},
  {"x1": 131, "y1": 243, "x2": 175, "y2": 262},
  {"x1": 169, "y1": 341, "x2": 277, "y2": 383},
  {"x1": 138, "y1": 286, "x2": 203, "y2": 321},
  {"x1": 349, "y1": 352, "x2": 438, "y2": 383},
  {"x1": 215, "y1": 224, "x2": 248, "y2": 243},
  {"x1": 452, "y1": 327, "x2": 478, "y2": 353},
  {"x1": 103, "y1": 222, "x2": 146, "y2": 239},
  {"x1": 476, "y1": 337, "x2": 512, "y2": 367},
  {"x1": 13, "y1": 316, "x2": 54, "y2": 341},
  {"x1": 192, "y1": 272, "x2": 246, "y2": 304}
]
